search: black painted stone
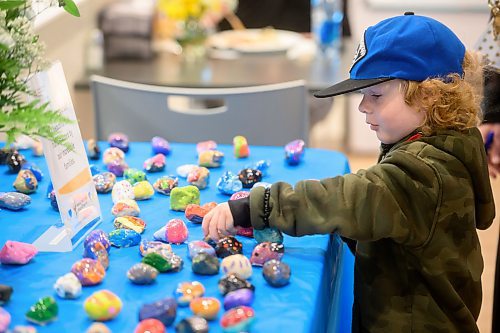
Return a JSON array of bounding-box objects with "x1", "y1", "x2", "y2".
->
[
  {"x1": 218, "y1": 274, "x2": 255, "y2": 296},
  {"x1": 0, "y1": 284, "x2": 13, "y2": 304}
]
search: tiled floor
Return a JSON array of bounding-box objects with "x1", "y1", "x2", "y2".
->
[{"x1": 346, "y1": 154, "x2": 499, "y2": 333}]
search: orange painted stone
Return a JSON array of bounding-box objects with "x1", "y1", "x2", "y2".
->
[{"x1": 189, "y1": 297, "x2": 220, "y2": 320}]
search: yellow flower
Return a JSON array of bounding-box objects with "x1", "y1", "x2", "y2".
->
[{"x1": 157, "y1": 0, "x2": 236, "y2": 22}]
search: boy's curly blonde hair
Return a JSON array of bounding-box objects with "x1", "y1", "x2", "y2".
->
[{"x1": 401, "y1": 51, "x2": 484, "y2": 135}]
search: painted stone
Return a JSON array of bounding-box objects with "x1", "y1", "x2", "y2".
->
[
  {"x1": 252, "y1": 159, "x2": 271, "y2": 176},
  {"x1": 71, "y1": 258, "x2": 106, "y2": 286},
  {"x1": 138, "y1": 297, "x2": 177, "y2": 327},
  {"x1": 189, "y1": 297, "x2": 220, "y2": 320},
  {"x1": 221, "y1": 254, "x2": 252, "y2": 279},
  {"x1": 11, "y1": 325, "x2": 37, "y2": 333},
  {"x1": 111, "y1": 180, "x2": 135, "y2": 204},
  {"x1": 143, "y1": 154, "x2": 166, "y2": 173},
  {"x1": 153, "y1": 176, "x2": 178, "y2": 195},
  {"x1": 106, "y1": 159, "x2": 128, "y2": 177},
  {"x1": 142, "y1": 252, "x2": 183, "y2": 273},
  {"x1": 229, "y1": 191, "x2": 250, "y2": 201},
  {"x1": 203, "y1": 236, "x2": 217, "y2": 249},
  {"x1": 233, "y1": 135, "x2": 250, "y2": 158},
  {"x1": 215, "y1": 236, "x2": 243, "y2": 258},
  {"x1": 6, "y1": 152, "x2": 26, "y2": 174},
  {"x1": 84, "y1": 230, "x2": 111, "y2": 254},
  {"x1": 108, "y1": 229, "x2": 141, "y2": 248},
  {"x1": 139, "y1": 240, "x2": 172, "y2": 257},
  {"x1": 84, "y1": 290, "x2": 122, "y2": 321},
  {"x1": 127, "y1": 263, "x2": 159, "y2": 285},
  {"x1": 134, "y1": 318, "x2": 166, "y2": 333},
  {"x1": 153, "y1": 226, "x2": 168, "y2": 242},
  {"x1": 83, "y1": 241, "x2": 109, "y2": 270},
  {"x1": 285, "y1": 139, "x2": 305, "y2": 165},
  {"x1": 196, "y1": 140, "x2": 217, "y2": 155},
  {"x1": 237, "y1": 169, "x2": 262, "y2": 188},
  {"x1": 21, "y1": 162, "x2": 43, "y2": 181},
  {"x1": 124, "y1": 168, "x2": 147, "y2": 185},
  {"x1": 236, "y1": 227, "x2": 253, "y2": 238},
  {"x1": 102, "y1": 147, "x2": 124, "y2": 165},
  {"x1": 185, "y1": 202, "x2": 217, "y2": 224},
  {"x1": 170, "y1": 186, "x2": 200, "y2": 211},
  {"x1": 218, "y1": 274, "x2": 255, "y2": 296},
  {"x1": 0, "y1": 148, "x2": 15, "y2": 165},
  {"x1": 175, "y1": 316, "x2": 209, "y2": 333},
  {"x1": 262, "y1": 259, "x2": 291, "y2": 287},
  {"x1": 0, "y1": 192, "x2": 31, "y2": 210},
  {"x1": 87, "y1": 139, "x2": 101, "y2": 160},
  {"x1": 111, "y1": 199, "x2": 140, "y2": 217},
  {"x1": 165, "y1": 219, "x2": 189, "y2": 244},
  {"x1": 108, "y1": 132, "x2": 129, "y2": 152},
  {"x1": 86, "y1": 322, "x2": 111, "y2": 333},
  {"x1": 176, "y1": 164, "x2": 198, "y2": 178},
  {"x1": 25, "y1": 296, "x2": 58, "y2": 325},
  {"x1": 13, "y1": 169, "x2": 38, "y2": 194},
  {"x1": 114, "y1": 216, "x2": 146, "y2": 234},
  {"x1": 187, "y1": 166, "x2": 210, "y2": 190},
  {"x1": 174, "y1": 281, "x2": 205, "y2": 306},
  {"x1": 0, "y1": 284, "x2": 13, "y2": 304},
  {"x1": 254, "y1": 227, "x2": 284, "y2": 244},
  {"x1": 89, "y1": 164, "x2": 101, "y2": 176},
  {"x1": 0, "y1": 241, "x2": 37, "y2": 265},
  {"x1": 220, "y1": 306, "x2": 255, "y2": 332},
  {"x1": 151, "y1": 136, "x2": 171, "y2": 156},
  {"x1": 49, "y1": 190, "x2": 59, "y2": 211},
  {"x1": 250, "y1": 242, "x2": 284, "y2": 266},
  {"x1": 216, "y1": 171, "x2": 243, "y2": 195},
  {"x1": 163, "y1": 252, "x2": 184, "y2": 272},
  {"x1": 191, "y1": 253, "x2": 219, "y2": 275},
  {"x1": 53, "y1": 273, "x2": 82, "y2": 299},
  {"x1": 223, "y1": 288, "x2": 254, "y2": 310},
  {"x1": 198, "y1": 150, "x2": 224, "y2": 168},
  {"x1": 0, "y1": 307, "x2": 10, "y2": 332},
  {"x1": 93, "y1": 172, "x2": 116, "y2": 194},
  {"x1": 188, "y1": 241, "x2": 216, "y2": 259},
  {"x1": 133, "y1": 181, "x2": 155, "y2": 200}
]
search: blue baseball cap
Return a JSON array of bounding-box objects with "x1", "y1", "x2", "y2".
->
[{"x1": 314, "y1": 12, "x2": 466, "y2": 98}]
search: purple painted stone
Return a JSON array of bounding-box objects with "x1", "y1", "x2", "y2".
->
[
  {"x1": 0, "y1": 192, "x2": 31, "y2": 210},
  {"x1": 107, "y1": 159, "x2": 129, "y2": 177},
  {"x1": 108, "y1": 132, "x2": 129, "y2": 152},
  {"x1": 153, "y1": 226, "x2": 168, "y2": 242},
  {"x1": 188, "y1": 240, "x2": 216, "y2": 259},
  {"x1": 223, "y1": 288, "x2": 254, "y2": 310},
  {"x1": 262, "y1": 259, "x2": 291, "y2": 287},
  {"x1": 84, "y1": 230, "x2": 111, "y2": 254},
  {"x1": 250, "y1": 242, "x2": 284, "y2": 266},
  {"x1": 138, "y1": 297, "x2": 177, "y2": 327},
  {"x1": 71, "y1": 258, "x2": 106, "y2": 286},
  {"x1": 0, "y1": 241, "x2": 37, "y2": 265},
  {"x1": 151, "y1": 136, "x2": 171, "y2": 155},
  {"x1": 284, "y1": 139, "x2": 305, "y2": 165},
  {"x1": 83, "y1": 241, "x2": 109, "y2": 270}
]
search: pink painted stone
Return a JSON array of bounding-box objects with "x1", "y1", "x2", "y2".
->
[
  {"x1": 229, "y1": 191, "x2": 250, "y2": 200},
  {"x1": 0, "y1": 307, "x2": 11, "y2": 332},
  {"x1": 165, "y1": 219, "x2": 189, "y2": 244},
  {"x1": 250, "y1": 242, "x2": 284, "y2": 266},
  {"x1": 0, "y1": 241, "x2": 38, "y2": 265}
]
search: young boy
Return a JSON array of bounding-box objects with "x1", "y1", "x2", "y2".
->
[{"x1": 202, "y1": 13, "x2": 496, "y2": 332}]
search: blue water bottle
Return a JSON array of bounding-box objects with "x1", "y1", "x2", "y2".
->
[{"x1": 312, "y1": 0, "x2": 343, "y2": 56}]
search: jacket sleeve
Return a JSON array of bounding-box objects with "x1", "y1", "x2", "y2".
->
[{"x1": 249, "y1": 150, "x2": 440, "y2": 247}]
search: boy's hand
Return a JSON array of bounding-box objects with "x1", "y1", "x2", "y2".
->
[{"x1": 202, "y1": 202, "x2": 237, "y2": 240}]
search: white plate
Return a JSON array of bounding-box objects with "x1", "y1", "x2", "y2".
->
[{"x1": 207, "y1": 29, "x2": 303, "y2": 54}]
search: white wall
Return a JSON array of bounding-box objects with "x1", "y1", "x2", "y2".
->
[{"x1": 346, "y1": 0, "x2": 491, "y2": 154}]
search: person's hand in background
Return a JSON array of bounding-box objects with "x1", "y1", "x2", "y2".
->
[
  {"x1": 202, "y1": 202, "x2": 237, "y2": 240},
  {"x1": 479, "y1": 123, "x2": 500, "y2": 178}
]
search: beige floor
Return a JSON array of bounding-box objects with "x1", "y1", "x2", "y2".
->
[{"x1": 346, "y1": 154, "x2": 499, "y2": 333}]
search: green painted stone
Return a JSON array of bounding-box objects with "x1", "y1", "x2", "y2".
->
[
  {"x1": 25, "y1": 296, "x2": 58, "y2": 325},
  {"x1": 142, "y1": 252, "x2": 172, "y2": 272},
  {"x1": 124, "y1": 168, "x2": 147, "y2": 185},
  {"x1": 170, "y1": 185, "x2": 200, "y2": 211}
]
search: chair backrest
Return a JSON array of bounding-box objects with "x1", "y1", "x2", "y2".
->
[{"x1": 90, "y1": 75, "x2": 309, "y2": 146}]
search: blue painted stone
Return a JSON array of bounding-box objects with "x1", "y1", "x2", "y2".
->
[
  {"x1": 153, "y1": 226, "x2": 167, "y2": 242},
  {"x1": 151, "y1": 136, "x2": 171, "y2": 155},
  {"x1": 0, "y1": 192, "x2": 31, "y2": 210},
  {"x1": 108, "y1": 229, "x2": 141, "y2": 248},
  {"x1": 84, "y1": 230, "x2": 111, "y2": 253},
  {"x1": 49, "y1": 190, "x2": 59, "y2": 211},
  {"x1": 108, "y1": 132, "x2": 129, "y2": 153},
  {"x1": 284, "y1": 139, "x2": 305, "y2": 165},
  {"x1": 89, "y1": 164, "x2": 101, "y2": 176},
  {"x1": 253, "y1": 227, "x2": 283, "y2": 244},
  {"x1": 249, "y1": 159, "x2": 271, "y2": 177},
  {"x1": 223, "y1": 289, "x2": 254, "y2": 310},
  {"x1": 138, "y1": 297, "x2": 177, "y2": 326},
  {"x1": 262, "y1": 259, "x2": 291, "y2": 287},
  {"x1": 216, "y1": 171, "x2": 243, "y2": 196},
  {"x1": 21, "y1": 162, "x2": 43, "y2": 181}
]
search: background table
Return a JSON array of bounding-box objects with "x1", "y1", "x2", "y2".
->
[{"x1": 0, "y1": 142, "x2": 353, "y2": 332}]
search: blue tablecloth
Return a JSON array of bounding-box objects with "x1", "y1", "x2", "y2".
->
[{"x1": 0, "y1": 142, "x2": 353, "y2": 332}]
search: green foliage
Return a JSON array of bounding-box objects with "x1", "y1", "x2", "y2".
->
[{"x1": 0, "y1": 0, "x2": 79, "y2": 148}]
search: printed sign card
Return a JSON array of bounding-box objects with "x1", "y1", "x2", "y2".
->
[{"x1": 29, "y1": 61, "x2": 102, "y2": 252}]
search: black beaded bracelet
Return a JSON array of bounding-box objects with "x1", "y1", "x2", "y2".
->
[{"x1": 263, "y1": 187, "x2": 271, "y2": 228}]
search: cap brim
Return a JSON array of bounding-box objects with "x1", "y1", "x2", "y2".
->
[{"x1": 314, "y1": 77, "x2": 394, "y2": 98}]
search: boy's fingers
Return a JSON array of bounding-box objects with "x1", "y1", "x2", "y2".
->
[
  {"x1": 202, "y1": 210, "x2": 213, "y2": 236},
  {"x1": 209, "y1": 209, "x2": 221, "y2": 240}
]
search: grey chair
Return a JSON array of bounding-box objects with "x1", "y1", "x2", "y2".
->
[{"x1": 90, "y1": 75, "x2": 309, "y2": 146}]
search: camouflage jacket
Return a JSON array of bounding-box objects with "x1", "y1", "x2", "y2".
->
[{"x1": 245, "y1": 128, "x2": 495, "y2": 332}]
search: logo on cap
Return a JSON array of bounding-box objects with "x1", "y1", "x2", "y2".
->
[{"x1": 349, "y1": 31, "x2": 367, "y2": 73}]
